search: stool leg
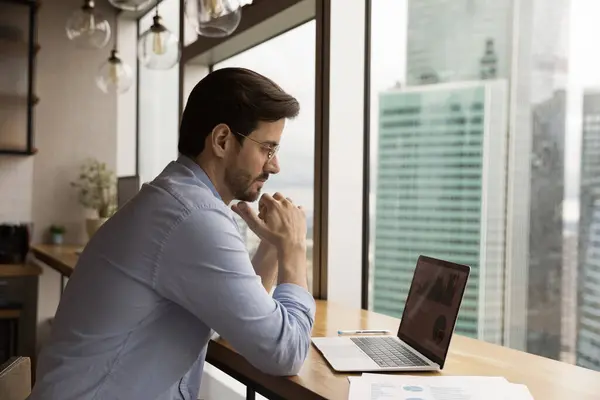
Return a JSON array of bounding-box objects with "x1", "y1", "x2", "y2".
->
[
  {"x1": 246, "y1": 386, "x2": 256, "y2": 400},
  {"x1": 9, "y1": 318, "x2": 17, "y2": 356}
]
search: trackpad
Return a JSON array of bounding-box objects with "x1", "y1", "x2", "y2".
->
[{"x1": 314, "y1": 338, "x2": 378, "y2": 368}]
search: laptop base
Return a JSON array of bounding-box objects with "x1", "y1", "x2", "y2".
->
[{"x1": 311, "y1": 337, "x2": 440, "y2": 372}]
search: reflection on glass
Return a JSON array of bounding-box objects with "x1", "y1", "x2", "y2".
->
[
  {"x1": 369, "y1": 0, "x2": 600, "y2": 371},
  {"x1": 214, "y1": 21, "x2": 316, "y2": 292}
]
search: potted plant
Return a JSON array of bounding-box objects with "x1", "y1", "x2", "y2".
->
[
  {"x1": 71, "y1": 158, "x2": 117, "y2": 239},
  {"x1": 49, "y1": 225, "x2": 66, "y2": 245}
]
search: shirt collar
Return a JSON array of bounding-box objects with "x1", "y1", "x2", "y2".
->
[{"x1": 176, "y1": 154, "x2": 222, "y2": 200}]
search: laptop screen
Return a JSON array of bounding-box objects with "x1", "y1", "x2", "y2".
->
[
  {"x1": 117, "y1": 176, "x2": 140, "y2": 209},
  {"x1": 397, "y1": 256, "x2": 470, "y2": 368}
]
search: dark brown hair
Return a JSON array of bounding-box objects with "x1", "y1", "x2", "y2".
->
[{"x1": 178, "y1": 67, "x2": 300, "y2": 159}]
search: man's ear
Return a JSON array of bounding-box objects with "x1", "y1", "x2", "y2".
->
[{"x1": 210, "y1": 123, "x2": 233, "y2": 159}]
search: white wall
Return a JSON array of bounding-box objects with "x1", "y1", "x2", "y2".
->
[
  {"x1": 28, "y1": 0, "x2": 121, "y2": 349},
  {"x1": 117, "y1": 18, "x2": 138, "y2": 178},
  {"x1": 32, "y1": 0, "x2": 119, "y2": 246},
  {"x1": 0, "y1": 157, "x2": 33, "y2": 223}
]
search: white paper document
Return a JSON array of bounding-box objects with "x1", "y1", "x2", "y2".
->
[{"x1": 348, "y1": 374, "x2": 534, "y2": 400}]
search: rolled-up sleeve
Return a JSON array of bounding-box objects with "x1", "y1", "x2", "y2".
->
[{"x1": 153, "y1": 206, "x2": 316, "y2": 376}]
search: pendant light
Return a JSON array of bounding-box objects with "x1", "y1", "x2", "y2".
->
[
  {"x1": 185, "y1": 0, "x2": 253, "y2": 38},
  {"x1": 65, "y1": 0, "x2": 111, "y2": 49},
  {"x1": 96, "y1": 14, "x2": 133, "y2": 94},
  {"x1": 138, "y1": 2, "x2": 181, "y2": 70},
  {"x1": 108, "y1": 0, "x2": 153, "y2": 12}
]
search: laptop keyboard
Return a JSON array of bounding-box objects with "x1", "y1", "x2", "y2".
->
[{"x1": 350, "y1": 336, "x2": 430, "y2": 368}]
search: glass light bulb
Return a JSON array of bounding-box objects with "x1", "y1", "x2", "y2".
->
[
  {"x1": 65, "y1": 0, "x2": 111, "y2": 49},
  {"x1": 185, "y1": 0, "x2": 249, "y2": 38},
  {"x1": 96, "y1": 50, "x2": 133, "y2": 94},
  {"x1": 153, "y1": 31, "x2": 166, "y2": 55},
  {"x1": 108, "y1": 0, "x2": 153, "y2": 12},
  {"x1": 137, "y1": 16, "x2": 181, "y2": 70}
]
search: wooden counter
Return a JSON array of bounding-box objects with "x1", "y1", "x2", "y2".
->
[
  {"x1": 210, "y1": 300, "x2": 600, "y2": 400},
  {"x1": 0, "y1": 264, "x2": 42, "y2": 278},
  {"x1": 30, "y1": 244, "x2": 79, "y2": 278},
  {"x1": 28, "y1": 244, "x2": 600, "y2": 399}
]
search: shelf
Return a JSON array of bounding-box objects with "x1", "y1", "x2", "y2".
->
[
  {"x1": 0, "y1": 263, "x2": 42, "y2": 277},
  {"x1": 0, "y1": 93, "x2": 39, "y2": 106},
  {"x1": 0, "y1": 0, "x2": 40, "y2": 6},
  {"x1": 0, "y1": 37, "x2": 39, "y2": 57},
  {"x1": 0, "y1": 148, "x2": 37, "y2": 156},
  {"x1": 0, "y1": 309, "x2": 21, "y2": 319}
]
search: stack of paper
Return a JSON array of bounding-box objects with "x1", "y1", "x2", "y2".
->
[{"x1": 348, "y1": 373, "x2": 534, "y2": 400}]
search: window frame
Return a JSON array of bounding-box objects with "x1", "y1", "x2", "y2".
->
[
  {"x1": 360, "y1": 0, "x2": 372, "y2": 309},
  {"x1": 177, "y1": 0, "x2": 330, "y2": 298}
]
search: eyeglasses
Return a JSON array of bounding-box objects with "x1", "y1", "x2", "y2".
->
[{"x1": 232, "y1": 131, "x2": 280, "y2": 161}]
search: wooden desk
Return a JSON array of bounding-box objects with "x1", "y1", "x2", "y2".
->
[
  {"x1": 0, "y1": 264, "x2": 42, "y2": 278},
  {"x1": 30, "y1": 244, "x2": 78, "y2": 278},
  {"x1": 29, "y1": 244, "x2": 600, "y2": 399},
  {"x1": 209, "y1": 300, "x2": 600, "y2": 400}
]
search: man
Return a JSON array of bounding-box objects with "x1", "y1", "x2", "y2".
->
[{"x1": 29, "y1": 67, "x2": 315, "y2": 400}]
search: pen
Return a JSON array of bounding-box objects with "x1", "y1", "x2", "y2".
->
[{"x1": 337, "y1": 329, "x2": 391, "y2": 335}]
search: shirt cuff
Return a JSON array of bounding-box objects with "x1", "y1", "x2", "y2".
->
[{"x1": 273, "y1": 283, "x2": 316, "y2": 322}]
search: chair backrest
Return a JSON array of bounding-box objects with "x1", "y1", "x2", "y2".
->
[{"x1": 0, "y1": 357, "x2": 31, "y2": 400}]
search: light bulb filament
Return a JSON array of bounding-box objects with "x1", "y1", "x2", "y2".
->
[
  {"x1": 204, "y1": 0, "x2": 223, "y2": 19},
  {"x1": 152, "y1": 32, "x2": 166, "y2": 55},
  {"x1": 109, "y1": 62, "x2": 119, "y2": 85},
  {"x1": 82, "y1": 11, "x2": 97, "y2": 35}
]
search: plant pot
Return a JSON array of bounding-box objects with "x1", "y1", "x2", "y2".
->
[
  {"x1": 86, "y1": 218, "x2": 108, "y2": 239},
  {"x1": 50, "y1": 233, "x2": 64, "y2": 245}
]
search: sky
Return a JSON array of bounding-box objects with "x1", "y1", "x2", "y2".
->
[
  {"x1": 144, "y1": 0, "x2": 600, "y2": 225},
  {"x1": 215, "y1": 20, "x2": 316, "y2": 215},
  {"x1": 368, "y1": 0, "x2": 600, "y2": 224}
]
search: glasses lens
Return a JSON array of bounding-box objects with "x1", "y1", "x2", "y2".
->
[{"x1": 269, "y1": 146, "x2": 279, "y2": 160}]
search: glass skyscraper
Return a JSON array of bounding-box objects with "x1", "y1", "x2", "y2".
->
[
  {"x1": 372, "y1": 80, "x2": 508, "y2": 343},
  {"x1": 576, "y1": 91, "x2": 600, "y2": 371}
]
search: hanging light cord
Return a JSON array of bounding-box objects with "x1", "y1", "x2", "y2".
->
[{"x1": 112, "y1": 10, "x2": 120, "y2": 52}]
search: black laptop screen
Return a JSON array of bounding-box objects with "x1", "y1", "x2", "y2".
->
[{"x1": 397, "y1": 256, "x2": 470, "y2": 368}]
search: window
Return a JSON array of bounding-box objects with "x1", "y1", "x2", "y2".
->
[
  {"x1": 213, "y1": 20, "x2": 316, "y2": 292},
  {"x1": 138, "y1": 0, "x2": 180, "y2": 184},
  {"x1": 367, "y1": 0, "x2": 600, "y2": 371}
]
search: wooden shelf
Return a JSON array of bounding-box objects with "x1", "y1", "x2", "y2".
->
[
  {"x1": 0, "y1": 148, "x2": 37, "y2": 156},
  {"x1": 1, "y1": 0, "x2": 39, "y2": 158},
  {"x1": 0, "y1": 93, "x2": 39, "y2": 106},
  {"x1": 0, "y1": 37, "x2": 39, "y2": 57},
  {"x1": 0, "y1": 263, "x2": 42, "y2": 277},
  {"x1": 0, "y1": 309, "x2": 21, "y2": 319},
  {"x1": 0, "y1": 0, "x2": 40, "y2": 6}
]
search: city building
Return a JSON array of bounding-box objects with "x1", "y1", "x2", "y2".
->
[
  {"x1": 526, "y1": 90, "x2": 566, "y2": 359},
  {"x1": 576, "y1": 198, "x2": 600, "y2": 371},
  {"x1": 386, "y1": 0, "x2": 571, "y2": 358},
  {"x1": 562, "y1": 228, "x2": 578, "y2": 364},
  {"x1": 372, "y1": 80, "x2": 508, "y2": 343},
  {"x1": 579, "y1": 91, "x2": 600, "y2": 296},
  {"x1": 576, "y1": 91, "x2": 600, "y2": 370}
]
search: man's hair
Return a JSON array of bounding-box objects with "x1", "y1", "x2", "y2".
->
[{"x1": 178, "y1": 67, "x2": 300, "y2": 159}]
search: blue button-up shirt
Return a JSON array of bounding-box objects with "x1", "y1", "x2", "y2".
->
[{"x1": 29, "y1": 155, "x2": 316, "y2": 400}]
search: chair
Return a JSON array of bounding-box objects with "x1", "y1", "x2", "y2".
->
[{"x1": 0, "y1": 357, "x2": 31, "y2": 400}]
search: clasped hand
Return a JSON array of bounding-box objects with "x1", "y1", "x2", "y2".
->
[{"x1": 231, "y1": 192, "x2": 307, "y2": 251}]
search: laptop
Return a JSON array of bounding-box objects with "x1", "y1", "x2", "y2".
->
[{"x1": 311, "y1": 255, "x2": 470, "y2": 372}]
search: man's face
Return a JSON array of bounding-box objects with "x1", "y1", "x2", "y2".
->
[{"x1": 224, "y1": 119, "x2": 283, "y2": 202}]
